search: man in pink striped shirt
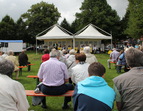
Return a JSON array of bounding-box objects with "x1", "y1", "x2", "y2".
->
[{"x1": 37, "y1": 49, "x2": 73, "y2": 109}]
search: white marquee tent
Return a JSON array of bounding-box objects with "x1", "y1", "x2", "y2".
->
[
  {"x1": 74, "y1": 24, "x2": 112, "y2": 39},
  {"x1": 36, "y1": 24, "x2": 73, "y2": 53},
  {"x1": 36, "y1": 24, "x2": 73, "y2": 40},
  {"x1": 36, "y1": 24, "x2": 112, "y2": 52},
  {"x1": 73, "y1": 24, "x2": 112, "y2": 49}
]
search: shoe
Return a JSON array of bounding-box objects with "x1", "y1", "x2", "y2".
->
[
  {"x1": 32, "y1": 102, "x2": 41, "y2": 106},
  {"x1": 62, "y1": 104, "x2": 70, "y2": 110},
  {"x1": 41, "y1": 105, "x2": 48, "y2": 109}
]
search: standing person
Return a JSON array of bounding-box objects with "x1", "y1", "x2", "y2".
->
[
  {"x1": 5, "y1": 50, "x2": 19, "y2": 79},
  {"x1": 41, "y1": 49, "x2": 50, "y2": 63},
  {"x1": 107, "y1": 48, "x2": 120, "y2": 69},
  {"x1": 73, "y1": 62, "x2": 115, "y2": 111},
  {"x1": 0, "y1": 58, "x2": 29, "y2": 111},
  {"x1": 71, "y1": 53, "x2": 90, "y2": 84},
  {"x1": 37, "y1": 50, "x2": 74, "y2": 109},
  {"x1": 18, "y1": 50, "x2": 31, "y2": 71},
  {"x1": 92, "y1": 45, "x2": 97, "y2": 54},
  {"x1": 53, "y1": 42, "x2": 58, "y2": 50},
  {"x1": 113, "y1": 48, "x2": 143, "y2": 111},
  {"x1": 83, "y1": 46, "x2": 98, "y2": 64}
]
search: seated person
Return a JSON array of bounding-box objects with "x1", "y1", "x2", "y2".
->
[
  {"x1": 83, "y1": 46, "x2": 98, "y2": 64},
  {"x1": 66, "y1": 49, "x2": 77, "y2": 83},
  {"x1": 0, "y1": 58, "x2": 29, "y2": 111},
  {"x1": 71, "y1": 53, "x2": 90, "y2": 84},
  {"x1": 73, "y1": 62, "x2": 115, "y2": 111},
  {"x1": 116, "y1": 48, "x2": 129, "y2": 73},
  {"x1": 113, "y1": 48, "x2": 143, "y2": 111},
  {"x1": 107, "y1": 48, "x2": 119, "y2": 69},
  {"x1": 37, "y1": 49, "x2": 74, "y2": 109},
  {"x1": 5, "y1": 50, "x2": 19, "y2": 79},
  {"x1": 41, "y1": 49, "x2": 50, "y2": 63}
]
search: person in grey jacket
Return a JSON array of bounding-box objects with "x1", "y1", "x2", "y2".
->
[{"x1": 113, "y1": 48, "x2": 143, "y2": 111}]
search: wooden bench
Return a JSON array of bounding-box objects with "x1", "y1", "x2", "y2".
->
[
  {"x1": 27, "y1": 63, "x2": 35, "y2": 72},
  {"x1": 27, "y1": 64, "x2": 35, "y2": 66},
  {"x1": 25, "y1": 90, "x2": 74, "y2": 97},
  {"x1": 27, "y1": 75, "x2": 39, "y2": 85},
  {"x1": 110, "y1": 61, "x2": 116, "y2": 64},
  {"x1": 27, "y1": 75, "x2": 38, "y2": 78},
  {"x1": 109, "y1": 61, "x2": 117, "y2": 69},
  {"x1": 18, "y1": 66, "x2": 27, "y2": 76},
  {"x1": 19, "y1": 64, "x2": 35, "y2": 76}
]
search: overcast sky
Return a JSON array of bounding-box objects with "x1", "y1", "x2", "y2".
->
[{"x1": 0, "y1": 0, "x2": 129, "y2": 24}]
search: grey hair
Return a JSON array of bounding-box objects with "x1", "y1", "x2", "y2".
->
[
  {"x1": 69, "y1": 49, "x2": 76, "y2": 55},
  {"x1": 83, "y1": 46, "x2": 91, "y2": 53},
  {"x1": 8, "y1": 50, "x2": 14, "y2": 55},
  {"x1": 0, "y1": 58, "x2": 14, "y2": 77},
  {"x1": 50, "y1": 50, "x2": 60, "y2": 57},
  {"x1": 125, "y1": 48, "x2": 143, "y2": 67}
]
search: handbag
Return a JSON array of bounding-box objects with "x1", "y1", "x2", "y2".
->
[{"x1": 32, "y1": 82, "x2": 44, "y2": 106}]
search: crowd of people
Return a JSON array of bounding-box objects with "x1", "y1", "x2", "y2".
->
[
  {"x1": 0, "y1": 45, "x2": 143, "y2": 111},
  {"x1": 107, "y1": 44, "x2": 143, "y2": 73}
]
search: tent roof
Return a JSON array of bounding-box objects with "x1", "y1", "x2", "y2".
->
[
  {"x1": 36, "y1": 24, "x2": 73, "y2": 40},
  {"x1": 74, "y1": 24, "x2": 112, "y2": 40}
]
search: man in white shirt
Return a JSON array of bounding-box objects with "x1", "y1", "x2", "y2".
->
[{"x1": 71, "y1": 53, "x2": 90, "y2": 84}]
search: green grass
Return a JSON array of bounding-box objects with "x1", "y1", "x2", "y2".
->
[{"x1": 15, "y1": 51, "x2": 120, "y2": 111}]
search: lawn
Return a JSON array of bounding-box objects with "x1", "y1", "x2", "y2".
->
[{"x1": 16, "y1": 51, "x2": 120, "y2": 111}]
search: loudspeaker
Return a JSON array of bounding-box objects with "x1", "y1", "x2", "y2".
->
[{"x1": 5, "y1": 42, "x2": 8, "y2": 47}]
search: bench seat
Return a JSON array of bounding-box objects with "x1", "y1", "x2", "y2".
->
[
  {"x1": 25, "y1": 90, "x2": 74, "y2": 97},
  {"x1": 27, "y1": 75, "x2": 38, "y2": 78}
]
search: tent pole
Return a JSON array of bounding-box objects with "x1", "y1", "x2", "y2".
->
[
  {"x1": 73, "y1": 36, "x2": 75, "y2": 49},
  {"x1": 111, "y1": 31, "x2": 113, "y2": 49},
  {"x1": 36, "y1": 38, "x2": 37, "y2": 55}
]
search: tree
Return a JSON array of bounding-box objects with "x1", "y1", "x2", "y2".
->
[
  {"x1": 75, "y1": 0, "x2": 120, "y2": 40},
  {"x1": 119, "y1": 10, "x2": 130, "y2": 40},
  {"x1": 125, "y1": 0, "x2": 143, "y2": 39},
  {"x1": 60, "y1": 18, "x2": 71, "y2": 32},
  {"x1": 71, "y1": 19, "x2": 81, "y2": 34},
  {"x1": 21, "y1": 1, "x2": 61, "y2": 44},
  {"x1": 0, "y1": 15, "x2": 16, "y2": 40},
  {"x1": 15, "y1": 17, "x2": 29, "y2": 43}
]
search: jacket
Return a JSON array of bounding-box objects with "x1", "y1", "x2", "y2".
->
[{"x1": 73, "y1": 76, "x2": 115, "y2": 111}]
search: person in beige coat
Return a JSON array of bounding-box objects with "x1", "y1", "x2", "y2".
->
[
  {"x1": 83, "y1": 46, "x2": 98, "y2": 64},
  {"x1": 5, "y1": 50, "x2": 19, "y2": 79}
]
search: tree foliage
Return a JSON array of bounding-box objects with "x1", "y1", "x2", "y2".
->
[
  {"x1": 21, "y1": 1, "x2": 61, "y2": 44},
  {"x1": 125, "y1": 0, "x2": 143, "y2": 38},
  {"x1": 0, "y1": 15, "x2": 16, "y2": 40},
  {"x1": 74, "y1": 0, "x2": 120, "y2": 40},
  {"x1": 15, "y1": 17, "x2": 29, "y2": 42},
  {"x1": 60, "y1": 18, "x2": 71, "y2": 32},
  {"x1": 117, "y1": 10, "x2": 130, "y2": 40}
]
